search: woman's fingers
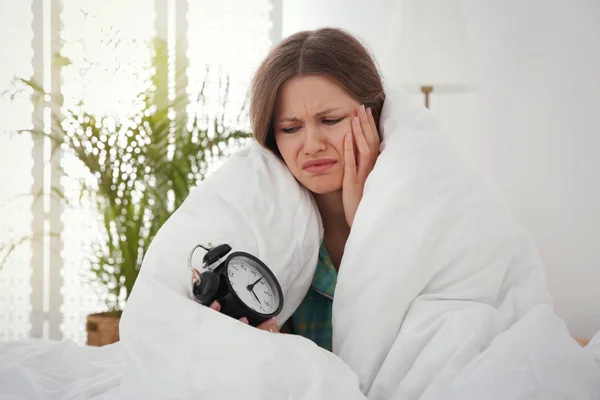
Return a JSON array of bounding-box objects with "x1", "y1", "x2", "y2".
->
[
  {"x1": 209, "y1": 303, "x2": 278, "y2": 334},
  {"x1": 256, "y1": 317, "x2": 279, "y2": 333},
  {"x1": 366, "y1": 107, "x2": 380, "y2": 151},
  {"x1": 359, "y1": 105, "x2": 375, "y2": 150},
  {"x1": 239, "y1": 316, "x2": 279, "y2": 333},
  {"x1": 344, "y1": 133, "x2": 357, "y2": 183},
  {"x1": 209, "y1": 301, "x2": 221, "y2": 312},
  {"x1": 352, "y1": 116, "x2": 370, "y2": 171},
  {"x1": 352, "y1": 115, "x2": 369, "y2": 160}
]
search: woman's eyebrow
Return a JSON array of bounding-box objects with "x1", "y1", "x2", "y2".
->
[
  {"x1": 315, "y1": 107, "x2": 342, "y2": 117},
  {"x1": 276, "y1": 108, "x2": 343, "y2": 123}
]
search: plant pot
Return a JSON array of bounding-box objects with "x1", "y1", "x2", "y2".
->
[{"x1": 86, "y1": 311, "x2": 121, "y2": 346}]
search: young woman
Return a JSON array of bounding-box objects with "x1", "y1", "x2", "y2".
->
[{"x1": 210, "y1": 27, "x2": 385, "y2": 351}]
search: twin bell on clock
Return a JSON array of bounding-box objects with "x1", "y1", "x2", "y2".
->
[{"x1": 188, "y1": 242, "x2": 284, "y2": 327}]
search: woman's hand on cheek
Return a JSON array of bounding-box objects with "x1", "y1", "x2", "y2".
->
[{"x1": 342, "y1": 105, "x2": 380, "y2": 227}]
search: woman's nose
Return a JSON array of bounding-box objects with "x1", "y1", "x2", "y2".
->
[{"x1": 303, "y1": 125, "x2": 326, "y2": 154}]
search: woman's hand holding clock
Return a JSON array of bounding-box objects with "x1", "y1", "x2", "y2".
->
[{"x1": 208, "y1": 300, "x2": 280, "y2": 333}]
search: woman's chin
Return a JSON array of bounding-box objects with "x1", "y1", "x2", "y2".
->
[{"x1": 302, "y1": 177, "x2": 342, "y2": 195}]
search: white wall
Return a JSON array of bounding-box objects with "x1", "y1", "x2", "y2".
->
[
  {"x1": 282, "y1": 0, "x2": 396, "y2": 74},
  {"x1": 282, "y1": 0, "x2": 600, "y2": 339},
  {"x1": 447, "y1": 0, "x2": 600, "y2": 339}
]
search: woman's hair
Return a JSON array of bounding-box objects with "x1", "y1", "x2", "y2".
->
[{"x1": 250, "y1": 27, "x2": 385, "y2": 156}]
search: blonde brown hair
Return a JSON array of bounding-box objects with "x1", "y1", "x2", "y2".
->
[{"x1": 250, "y1": 27, "x2": 385, "y2": 156}]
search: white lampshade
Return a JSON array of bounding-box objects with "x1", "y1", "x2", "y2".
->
[{"x1": 385, "y1": 0, "x2": 477, "y2": 93}]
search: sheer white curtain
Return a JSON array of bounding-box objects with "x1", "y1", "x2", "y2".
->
[
  {"x1": 0, "y1": 0, "x2": 34, "y2": 341},
  {"x1": 0, "y1": 0, "x2": 281, "y2": 344}
]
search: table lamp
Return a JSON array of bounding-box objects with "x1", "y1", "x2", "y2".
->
[{"x1": 385, "y1": 0, "x2": 477, "y2": 108}]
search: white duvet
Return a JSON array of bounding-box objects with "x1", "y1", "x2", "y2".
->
[{"x1": 1, "y1": 89, "x2": 600, "y2": 399}]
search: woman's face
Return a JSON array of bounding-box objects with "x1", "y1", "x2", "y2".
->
[{"x1": 273, "y1": 75, "x2": 360, "y2": 194}]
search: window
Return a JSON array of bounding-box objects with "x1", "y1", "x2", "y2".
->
[{"x1": 0, "y1": 0, "x2": 280, "y2": 344}]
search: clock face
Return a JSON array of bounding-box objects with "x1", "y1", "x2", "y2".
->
[{"x1": 226, "y1": 256, "x2": 280, "y2": 315}]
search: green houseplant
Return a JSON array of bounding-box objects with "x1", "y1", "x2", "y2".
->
[{"x1": 15, "y1": 37, "x2": 251, "y2": 345}]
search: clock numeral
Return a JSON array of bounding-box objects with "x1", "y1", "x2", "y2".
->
[
  {"x1": 265, "y1": 301, "x2": 271, "y2": 307},
  {"x1": 250, "y1": 270, "x2": 257, "y2": 276}
]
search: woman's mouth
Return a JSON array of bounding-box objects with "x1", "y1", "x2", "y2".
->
[{"x1": 302, "y1": 158, "x2": 337, "y2": 174}]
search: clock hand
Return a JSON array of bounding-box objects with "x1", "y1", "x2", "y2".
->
[
  {"x1": 251, "y1": 288, "x2": 261, "y2": 304},
  {"x1": 247, "y1": 276, "x2": 263, "y2": 291}
]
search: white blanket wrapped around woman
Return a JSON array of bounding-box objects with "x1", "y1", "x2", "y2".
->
[{"x1": 116, "y1": 88, "x2": 600, "y2": 399}]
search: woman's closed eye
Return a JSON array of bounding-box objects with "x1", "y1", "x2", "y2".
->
[
  {"x1": 282, "y1": 126, "x2": 300, "y2": 134},
  {"x1": 281, "y1": 117, "x2": 344, "y2": 134},
  {"x1": 323, "y1": 117, "x2": 344, "y2": 125}
]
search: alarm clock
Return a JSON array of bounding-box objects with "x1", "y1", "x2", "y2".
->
[{"x1": 188, "y1": 243, "x2": 284, "y2": 327}]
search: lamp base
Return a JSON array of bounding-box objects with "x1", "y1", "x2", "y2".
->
[{"x1": 421, "y1": 86, "x2": 433, "y2": 109}]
